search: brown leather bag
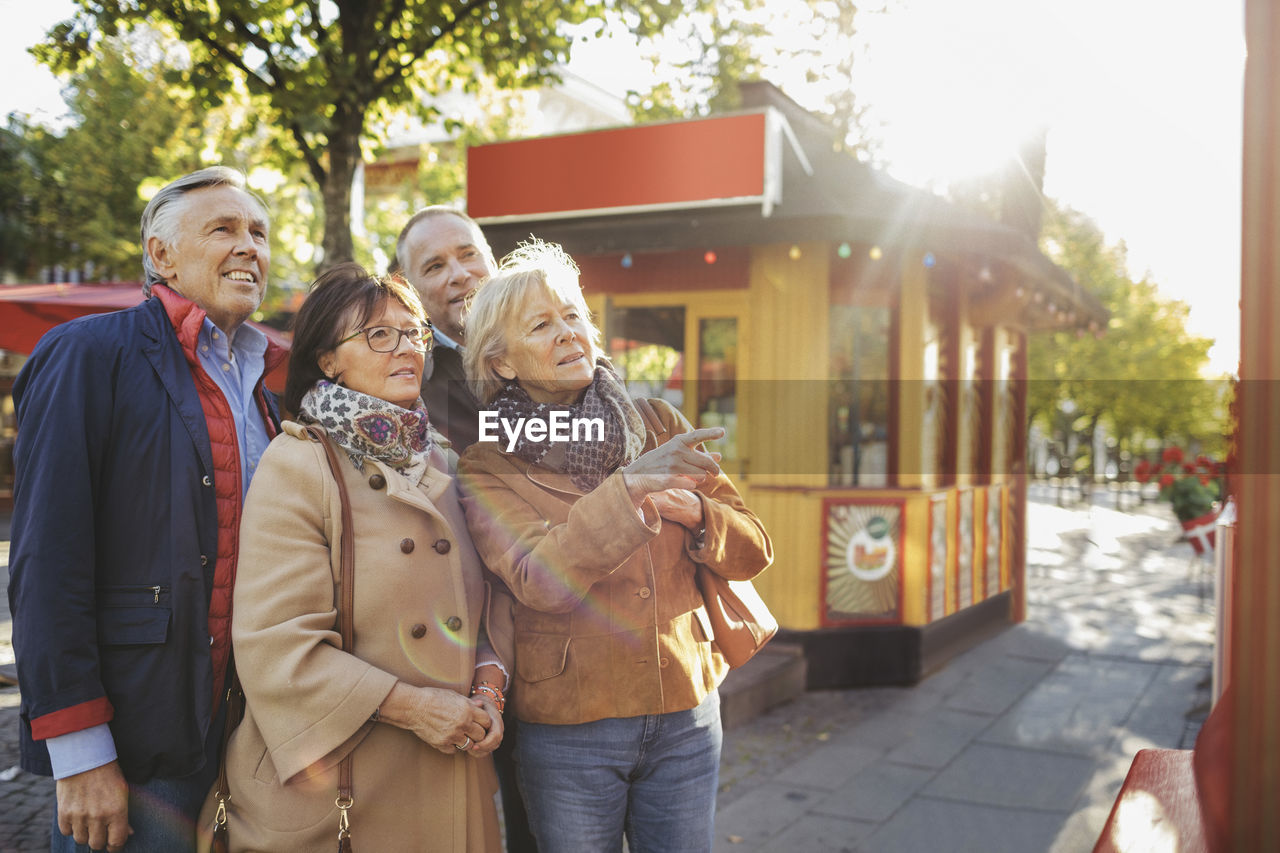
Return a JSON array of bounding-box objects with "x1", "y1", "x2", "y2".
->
[
  {"x1": 632, "y1": 398, "x2": 777, "y2": 668},
  {"x1": 694, "y1": 564, "x2": 779, "y2": 669}
]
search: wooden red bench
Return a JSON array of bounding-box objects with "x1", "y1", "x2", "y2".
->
[
  {"x1": 1093, "y1": 749, "x2": 1208, "y2": 853},
  {"x1": 1094, "y1": 688, "x2": 1231, "y2": 853}
]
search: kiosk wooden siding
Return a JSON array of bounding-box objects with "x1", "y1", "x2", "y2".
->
[{"x1": 468, "y1": 82, "x2": 1104, "y2": 687}]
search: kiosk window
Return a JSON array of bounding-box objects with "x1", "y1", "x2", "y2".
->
[
  {"x1": 697, "y1": 318, "x2": 738, "y2": 459},
  {"x1": 607, "y1": 305, "x2": 685, "y2": 410},
  {"x1": 830, "y1": 305, "x2": 890, "y2": 486}
]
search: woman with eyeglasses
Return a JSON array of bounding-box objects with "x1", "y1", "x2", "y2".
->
[{"x1": 197, "y1": 262, "x2": 513, "y2": 852}]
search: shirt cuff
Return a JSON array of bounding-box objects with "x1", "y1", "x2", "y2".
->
[
  {"x1": 46, "y1": 724, "x2": 117, "y2": 780},
  {"x1": 474, "y1": 657, "x2": 510, "y2": 691}
]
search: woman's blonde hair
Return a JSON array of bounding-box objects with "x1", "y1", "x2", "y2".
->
[{"x1": 463, "y1": 239, "x2": 602, "y2": 403}]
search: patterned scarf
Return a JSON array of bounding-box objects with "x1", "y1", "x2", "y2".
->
[
  {"x1": 299, "y1": 380, "x2": 436, "y2": 481},
  {"x1": 492, "y1": 361, "x2": 646, "y2": 491}
]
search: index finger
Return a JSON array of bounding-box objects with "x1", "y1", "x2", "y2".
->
[
  {"x1": 469, "y1": 703, "x2": 492, "y2": 728},
  {"x1": 678, "y1": 427, "x2": 725, "y2": 445}
]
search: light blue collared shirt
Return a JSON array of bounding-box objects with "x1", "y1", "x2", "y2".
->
[
  {"x1": 45, "y1": 320, "x2": 272, "y2": 779},
  {"x1": 196, "y1": 318, "x2": 272, "y2": 499}
]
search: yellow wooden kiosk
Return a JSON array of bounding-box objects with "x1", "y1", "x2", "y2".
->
[{"x1": 467, "y1": 82, "x2": 1105, "y2": 687}]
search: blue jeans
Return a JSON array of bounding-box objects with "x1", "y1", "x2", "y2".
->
[
  {"x1": 515, "y1": 690, "x2": 722, "y2": 853},
  {"x1": 51, "y1": 705, "x2": 223, "y2": 853}
]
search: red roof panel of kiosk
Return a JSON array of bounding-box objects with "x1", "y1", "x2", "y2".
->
[{"x1": 467, "y1": 112, "x2": 769, "y2": 220}]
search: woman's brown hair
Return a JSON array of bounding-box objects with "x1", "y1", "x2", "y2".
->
[{"x1": 284, "y1": 262, "x2": 426, "y2": 415}]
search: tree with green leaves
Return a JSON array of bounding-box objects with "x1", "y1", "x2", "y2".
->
[
  {"x1": 1029, "y1": 202, "x2": 1227, "y2": 485},
  {"x1": 4, "y1": 30, "x2": 309, "y2": 294},
  {"x1": 44, "y1": 35, "x2": 205, "y2": 281},
  {"x1": 621, "y1": 0, "x2": 880, "y2": 160},
  {"x1": 0, "y1": 116, "x2": 42, "y2": 282},
  {"x1": 37, "y1": 1, "x2": 693, "y2": 269}
]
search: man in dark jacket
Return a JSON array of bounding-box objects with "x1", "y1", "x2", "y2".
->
[
  {"x1": 395, "y1": 207, "x2": 540, "y2": 852},
  {"x1": 8, "y1": 166, "x2": 286, "y2": 852},
  {"x1": 395, "y1": 207, "x2": 497, "y2": 452}
]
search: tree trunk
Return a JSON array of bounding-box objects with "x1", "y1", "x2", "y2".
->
[
  {"x1": 1080, "y1": 414, "x2": 1099, "y2": 502},
  {"x1": 318, "y1": 104, "x2": 361, "y2": 270}
]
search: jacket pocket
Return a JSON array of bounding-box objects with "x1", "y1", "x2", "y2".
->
[
  {"x1": 515, "y1": 632, "x2": 570, "y2": 683},
  {"x1": 98, "y1": 585, "x2": 171, "y2": 645}
]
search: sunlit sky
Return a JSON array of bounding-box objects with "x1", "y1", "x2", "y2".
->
[{"x1": 2, "y1": 0, "x2": 1245, "y2": 375}]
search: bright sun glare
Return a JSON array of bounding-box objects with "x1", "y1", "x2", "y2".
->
[{"x1": 852, "y1": 0, "x2": 1058, "y2": 187}]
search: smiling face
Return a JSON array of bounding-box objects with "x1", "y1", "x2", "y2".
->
[
  {"x1": 147, "y1": 184, "x2": 270, "y2": 334},
  {"x1": 492, "y1": 287, "x2": 597, "y2": 405},
  {"x1": 400, "y1": 213, "x2": 494, "y2": 343},
  {"x1": 318, "y1": 298, "x2": 427, "y2": 409}
]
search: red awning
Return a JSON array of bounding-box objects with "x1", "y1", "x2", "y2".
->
[
  {"x1": 0, "y1": 281, "x2": 291, "y2": 391},
  {"x1": 0, "y1": 282, "x2": 145, "y2": 353}
]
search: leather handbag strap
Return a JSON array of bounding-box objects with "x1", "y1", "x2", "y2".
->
[
  {"x1": 306, "y1": 427, "x2": 356, "y2": 652},
  {"x1": 210, "y1": 655, "x2": 243, "y2": 852},
  {"x1": 304, "y1": 427, "x2": 356, "y2": 838}
]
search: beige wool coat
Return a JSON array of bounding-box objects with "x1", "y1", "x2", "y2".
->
[
  {"x1": 197, "y1": 421, "x2": 513, "y2": 853},
  {"x1": 457, "y1": 398, "x2": 773, "y2": 726}
]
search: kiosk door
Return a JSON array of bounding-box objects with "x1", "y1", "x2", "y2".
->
[{"x1": 603, "y1": 294, "x2": 748, "y2": 478}]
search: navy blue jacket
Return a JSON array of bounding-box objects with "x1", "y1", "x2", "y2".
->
[{"x1": 8, "y1": 295, "x2": 280, "y2": 781}]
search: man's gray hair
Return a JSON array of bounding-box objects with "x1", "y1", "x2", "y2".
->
[
  {"x1": 140, "y1": 166, "x2": 268, "y2": 296},
  {"x1": 394, "y1": 206, "x2": 495, "y2": 277}
]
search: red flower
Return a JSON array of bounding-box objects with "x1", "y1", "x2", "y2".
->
[
  {"x1": 1200, "y1": 476, "x2": 1213, "y2": 485},
  {"x1": 1159, "y1": 473, "x2": 1175, "y2": 488},
  {"x1": 1183, "y1": 463, "x2": 1197, "y2": 475},
  {"x1": 1162, "y1": 447, "x2": 1184, "y2": 464},
  {"x1": 1134, "y1": 459, "x2": 1153, "y2": 483}
]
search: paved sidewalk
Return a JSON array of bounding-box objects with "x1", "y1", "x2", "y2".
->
[
  {"x1": 0, "y1": 536, "x2": 58, "y2": 853},
  {"x1": 712, "y1": 486, "x2": 1214, "y2": 853},
  {"x1": 0, "y1": 486, "x2": 1214, "y2": 852}
]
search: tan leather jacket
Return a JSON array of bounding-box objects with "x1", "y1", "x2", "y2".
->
[{"x1": 458, "y1": 398, "x2": 772, "y2": 725}]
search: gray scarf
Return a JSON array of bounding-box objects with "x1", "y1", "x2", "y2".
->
[{"x1": 491, "y1": 361, "x2": 646, "y2": 491}]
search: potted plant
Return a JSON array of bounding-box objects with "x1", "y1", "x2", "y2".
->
[{"x1": 1134, "y1": 447, "x2": 1223, "y2": 554}]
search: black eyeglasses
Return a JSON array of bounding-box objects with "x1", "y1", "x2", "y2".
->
[{"x1": 337, "y1": 325, "x2": 433, "y2": 353}]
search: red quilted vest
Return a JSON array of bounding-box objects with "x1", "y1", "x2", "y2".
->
[{"x1": 154, "y1": 285, "x2": 285, "y2": 712}]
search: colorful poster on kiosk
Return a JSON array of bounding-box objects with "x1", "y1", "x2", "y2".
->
[{"x1": 823, "y1": 501, "x2": 903, "y2": 623}]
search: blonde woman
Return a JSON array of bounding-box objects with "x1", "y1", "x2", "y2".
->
[{"x1": 457, "y1": 240, "x2": 772, "y2": 853}]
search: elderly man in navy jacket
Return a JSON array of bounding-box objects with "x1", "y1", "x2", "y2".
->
[{"x1": 8, "y1": 166, "x2": 286, "y2": 852}]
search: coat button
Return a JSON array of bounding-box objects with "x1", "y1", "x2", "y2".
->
[
  {"x1": 368, "y1": 474, "x2": 386, "y2": 490},
  {"x1": 638, "y1": 587, "x2": 652, "y2": 599},
  {"x1": 446, "y1": 616, "x2": 462, "y2": 632},
  {"x1": 400, "y1": 538, "x2": 415, "y2": 554},
  {"x1": 659, "y1": 657, "x2": 670, "y2": 668},
  {"x1": 202, "y1": 475, "x2": 212, "y2": 487},
  {"x1": 200, "y1": 555, "x2": 208, "y2": 567},
  {"x1": 433, "y1": 539, "x2": 451, "y2": 554},
  {"x1": 410, "y1": 623, "x2": 427, "y2": 639}
]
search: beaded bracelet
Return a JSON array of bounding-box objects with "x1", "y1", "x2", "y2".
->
[{"x1": 470, "y1": 681, "x2": 506, "y2": 713}]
